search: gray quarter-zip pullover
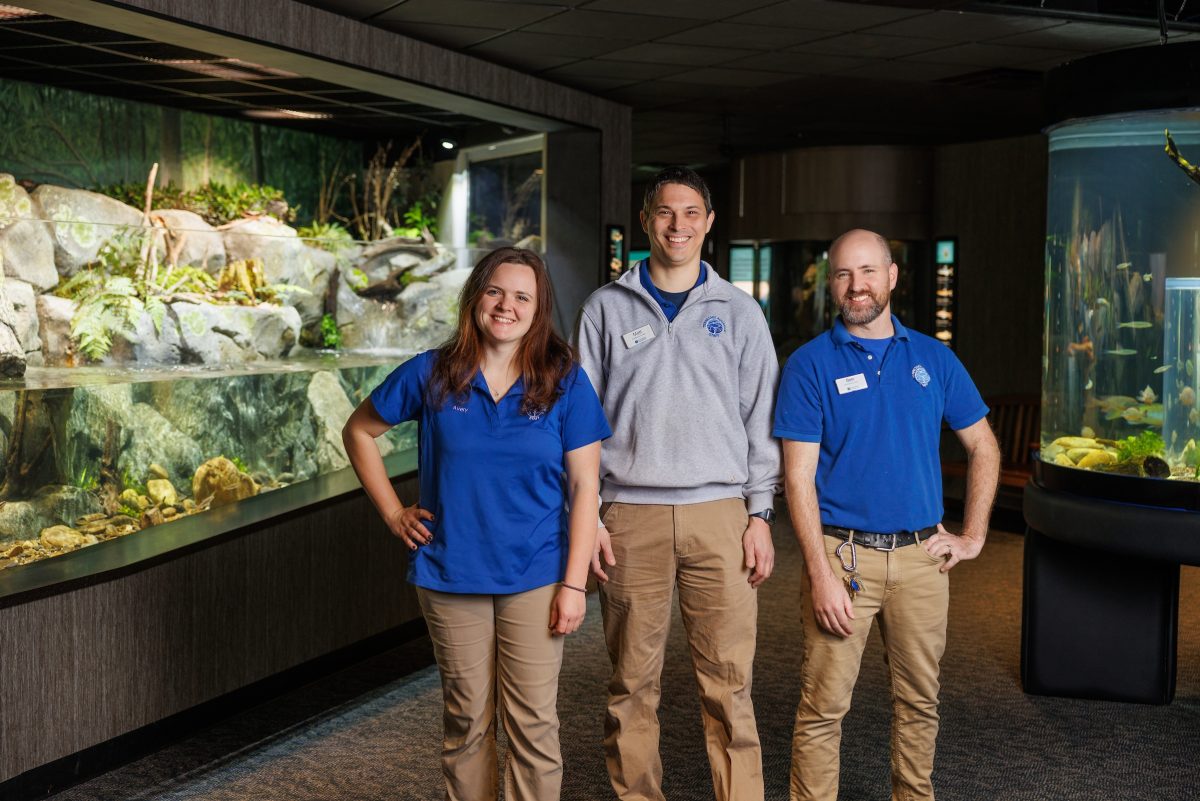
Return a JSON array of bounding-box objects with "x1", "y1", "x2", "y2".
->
[{"x1": 575, "y1": 261, "x2": 781, "y2": 513}]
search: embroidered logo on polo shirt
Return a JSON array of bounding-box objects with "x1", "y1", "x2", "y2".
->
[
  {"x1": 912, "y1": 365, "x2": 931, "y2": 387},
  {"x1": 452, "y1": 404, "x2": 469, "y2": 413},
  {"x1": 703, "y1": 315, "x2": 726, "y2": 337},
  {"x1": 527, "y1": 411, "x2": 543, "y2": 421}
]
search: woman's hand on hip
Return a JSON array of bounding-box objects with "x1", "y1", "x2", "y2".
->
[
  {"x1": 549, "y1": 585, "x2": 586, "y2": 636},
  {"x1": 386, "y1": 505, "x2": 434, "y2": 551}
]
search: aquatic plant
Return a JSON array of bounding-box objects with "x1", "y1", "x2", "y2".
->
[
  {"x1": 319, "y1": 313, "x2": 342, "y2": 349},
  {"x1": 72, "y1": 465, "x2": 100, "y2": 492},
  {"x1": 1116, "y1": 430, "x2": 1165, "y2": 462}
]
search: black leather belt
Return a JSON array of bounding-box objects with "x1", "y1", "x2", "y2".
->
[{"x1": 823, "y1": 525, "x2": 939, "y2": 551}]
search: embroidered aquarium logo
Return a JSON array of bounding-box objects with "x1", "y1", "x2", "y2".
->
[
  {"x1": 912, "y1": 365, "x2": 931, "y2": 387},
  {"x1": 703, "y1": 315, "x2": 726, "y2": 337}
]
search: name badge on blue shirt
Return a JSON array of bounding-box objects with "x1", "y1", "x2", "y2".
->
[{"x1": 835, "y1": 373, "x2": 868, "y2": 395}]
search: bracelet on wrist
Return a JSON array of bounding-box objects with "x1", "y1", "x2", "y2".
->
[{"x1": 560, "y1": 581, "x2": 587, "y2": 593}]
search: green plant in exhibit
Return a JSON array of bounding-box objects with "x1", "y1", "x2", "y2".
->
[
  {"x1": 72, "y1": 465, "x2": 100, "y2": 492},
  {"x1": 1116, "y1": 430, "x2": 1165, "y2": 462},
  {"x1": 96, "y1": 180, "x2": 293, "y2": 226},
  {"x1": 319, "y1": 313, "x2": 342, "y2": 349},
  {"x1": 347, "y1": 268, "x2": 369, "y2": 291},
  {"x1": 297, "y1": 221, "x2": 356, "y2": 252},
  {"x1": 394, "y1": 198, "x2": 439, "y2": 239},
  {"x1": 229, "y1": 455, "x2": 250, "y2": 475},
  {"x1": 56, "y1": 270, "x2": 165, "y2": 361}
]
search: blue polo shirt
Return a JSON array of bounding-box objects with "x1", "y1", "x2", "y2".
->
[
  {"x1": 639, "y1": 261, "x2": 706, "y2": 321},
  {"x1": 369, "y1": 350, "x2": 612, "y2": 594},
  {"x1": 773, "y1": 316, "x2": 988, "y2": 533}
]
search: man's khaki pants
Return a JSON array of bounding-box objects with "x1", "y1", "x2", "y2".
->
[
  {"x1": 599, "y1": 498, "x2": 763, "y2": 801},
  {"x1": 417, "y1": 583, "x2": 564, "y2": 801},
  {"x1": 791, "y1": 535, "x2": 950, "y2": 801}
]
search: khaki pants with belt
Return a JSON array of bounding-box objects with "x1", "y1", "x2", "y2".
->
[
  {"x1": 791, "y1": 535, "x2": 950, "y2": 801},
  {"x1": 417, "y1": 583, "x2": 564, "y2": 801},
  {"x1": 599, "y1": 498, "x2": 763, "y2": 801}
]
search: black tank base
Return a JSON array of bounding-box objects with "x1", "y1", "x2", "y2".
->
[{"x1": 1021, "y1": 526, "x2": 1179, "y2": 704}]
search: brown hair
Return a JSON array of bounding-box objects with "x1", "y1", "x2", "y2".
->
[
  {"x1": 427, "y1": 247, "x2": 573, "y2": 415},
  {"x1": 642, "y1": 166, "x2": 713, "y2": 215}
]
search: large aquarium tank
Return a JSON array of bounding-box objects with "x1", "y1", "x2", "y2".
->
[
  {"x1": 1042, "y1": 110, "x2": 1200, "y2": 488},
  {"x1": 0, "y1": 76, "x2": 548, "y2": 582}
]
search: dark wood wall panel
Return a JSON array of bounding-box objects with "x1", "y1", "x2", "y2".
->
[
  {"x1": 0, "y1": 478, "x2": 420, "y2": 782},
  {"x1": 933, "y1": 135, "x2": 1047, "y2": 399},
  {"x1": 731, "y1": 146, "x2": 931, "y2": 242}
]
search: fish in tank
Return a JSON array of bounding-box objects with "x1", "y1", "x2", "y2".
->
[{"x1": 1041, "y1": 112, "x2": 1200, "y2": 480}]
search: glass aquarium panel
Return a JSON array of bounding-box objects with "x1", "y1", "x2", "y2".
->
[
  {"x1": 766, "y1": 239, "x2": 923, "y2": 357},
  {"x1": 0, "y1": 353, "x2": 416, "y2": 572},
  {"x1": 467, "y1": 151, "x2": 543, "y2": 248},
  {"x1": 1041, "y1": 110, "x2": 1200, "y2": 480}
]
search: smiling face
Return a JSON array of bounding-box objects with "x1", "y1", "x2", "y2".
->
[
  {"x1": 829, "y1": 230, "x2": 898, "y2": 328},
  {"x1": 477, "y1": 261, "x2": 538, "y2": 347},
  {"x1": 640, "y1": 182, "x2": 715, "y2": 270}
]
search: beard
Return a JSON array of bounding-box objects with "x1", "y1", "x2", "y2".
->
[{"x1": 839, "y1": 288, "x2": 889, "y2": 325}]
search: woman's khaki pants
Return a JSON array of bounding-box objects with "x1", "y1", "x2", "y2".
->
[{"x1": 418, "y1": 583, "x2": 564, "y2": 801}]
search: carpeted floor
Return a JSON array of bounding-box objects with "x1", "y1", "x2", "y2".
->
[{"x1": 48, "y1": 519, "x2": 1200, "y2": 801}]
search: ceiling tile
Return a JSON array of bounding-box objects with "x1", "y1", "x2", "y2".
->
[
  {"x1": 605, "y1": 80, "x2": 717, "y2": 107},
  {"x1": 866, "y1": 10, "x2": 1065, "y2": 41},
  {"x1": 467, "y1": 30, "x2": 633, "y2": 59},
  {"x1": 549, "y1": 75, "x2": 639, "y2": 92},
  {"x1": 375, "y1": 0, "x2": 562, "y2": 30},
  {"x1": 378, "y1": 21, "x2": 504, "y2": 48},
  {"x1": 668, "y1": 67, "x2": 802, "y2": 87},
  {"x1": 835, "y1": 58, "x2": 975, "y2": 83},
  {"x1": 729, "y1": 1, "x2": 926, "y2": 32},
  {"x1": 295, "y1": 1, "x2": 402, "y2": 20},
  {"x1": 657, "y1": 21, "x2": 830, "y2": 50},
  {"x1": 597, "y1": 43, "x2": 758, "y2": 67},
  {"x1": 583, "y1": 0, "x2": 778, "y2": 20},
  {"x1": 524, "y1": 10, "x2": 701, "y2": 40},
  {"x1": 542, "y1": 59, "x2": 689, "y2": 81},
  {"x1": 905, "y1": 42, "x2": 1077, "y2": 69},
  {"x1": 723, "y1": 51, "x2": 865, "y2": 74},
  {"x1": 466, "y1": 48, "x2": 578, "y2": 72},
  {"x1": 794, "y1": 32, "x2": 951, "y2": 60},
  {"x1": 990, "y1": 20, "x2": 1164, "y2": 51}
]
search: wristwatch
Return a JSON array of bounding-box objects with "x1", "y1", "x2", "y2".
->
[{"x1": 749, "y1": 509, "x2": 776, "y2": 526}]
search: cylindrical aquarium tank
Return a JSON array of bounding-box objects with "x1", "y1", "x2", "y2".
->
[
  {"x1": 1025, "y1": 44, "x2": 1200, "y2": 706},
  {"x1": 1041, "y1": 111, "x2": 1200, "y2": 488}
]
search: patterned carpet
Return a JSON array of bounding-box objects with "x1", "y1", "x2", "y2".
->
[{"x1": 48, "y1": 520, "x2": 1200, "y2": 801}]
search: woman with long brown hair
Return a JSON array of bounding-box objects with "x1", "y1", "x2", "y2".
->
[{"x1": 342, "y1": 247, "x2": 609, "y2": 801}]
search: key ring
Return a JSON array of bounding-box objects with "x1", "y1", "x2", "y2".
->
[{"x1": 835, "y1": 532, "x2": 857, "y2": 572}]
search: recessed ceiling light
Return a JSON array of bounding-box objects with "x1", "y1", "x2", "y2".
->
[
  {"x1": 440, "y1": 138, "x2": 457, "y2": 150},
  {"x1": 0, "y1": 5, "x2": 40, "y2": 19},
  {"x1": 243, "y1": 108, "x2": 332, "y2": 120},
  {"x1": 148, "y1": 57, "x2": 300, "y2": 80}
]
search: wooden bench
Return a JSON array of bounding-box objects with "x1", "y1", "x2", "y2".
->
[{"x1": 943, "y1": 394, "x2": 1040, "y2": 509}]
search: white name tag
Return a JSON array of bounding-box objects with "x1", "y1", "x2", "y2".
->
[
  {"x1": 835, "y1": 373, "x2": 869, "y2": 395},
  {"x1": 622, "y1": 324, "x2": 656, "y2": 349}
]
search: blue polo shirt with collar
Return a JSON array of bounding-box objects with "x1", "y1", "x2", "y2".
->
[
  {"x1": 369, "y1": 349, "x2": 612, "y2": 594},
  {"x1": 639, "y1": 261, "x2": 707, "y2": 322},
  {"x1": 773, "y1": 315, "x2": 988, "y2": 533}
]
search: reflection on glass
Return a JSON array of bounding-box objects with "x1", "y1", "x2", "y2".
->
[{"x1": 467, "y1": 151, "x2": 543, "y2": 250}]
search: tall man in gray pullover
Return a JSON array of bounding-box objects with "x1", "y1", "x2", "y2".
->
[{"x1": 576, "y1": 167, "x2": 781, "y2": 801}]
